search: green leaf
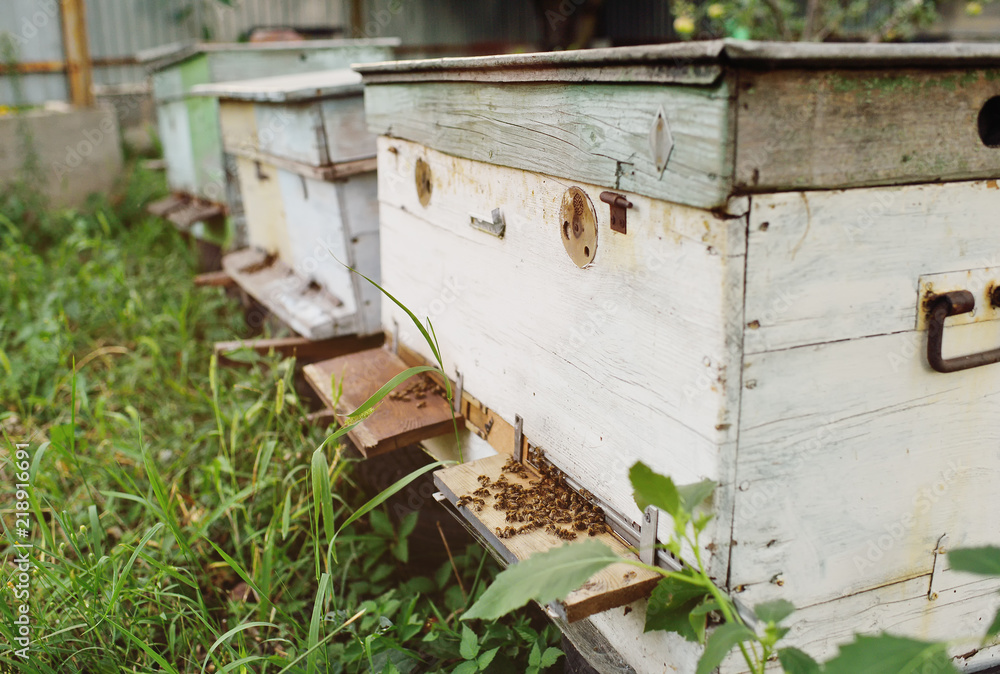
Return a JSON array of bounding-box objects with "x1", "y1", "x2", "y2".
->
[
  {"x1": 345, "y1": 365, "x2": 441, "y2": 422},
  {"x1": 462, "y1": 540, "x2": 620, "y2": 621},
  {"x1": 451, "y1": 661, "x2": 479, "y2": 674},
  {"x1": 334, "y1": 461, "x2": 447, "y2": 540},
  {"x1": 311, "y1": 448, "x2": 336, "y2": 542},
  {"x1": 539, "y1": 646, "x2": 563, "y2": 668},
  {"x1": 823, "y1": 634, "x2": 958, "y2": 674},
  {"x1": 948, "y1": 547, "x2": 1000, "y2": 577},
  {"x1": 777, "y1": 647, "x2": 821, "y2": 674},
  {"x1": 644, "y1": 575, "x2": 711, "y2": 640},
  {"x1": 629, "y1": 462, "x2": 679, "y2": 516},
  {"x1": 528, "y1": 642, "x2": 542, "y2": 667},
  {"x1": 688, "y1": 599, "x2": 719, "y2": 644},
  {"x1": 477, "y1": 646, "x2": 499, "y2": 669},
  {"x1": 306, "y1": 573, "x2": 331, "y2": 673},
  {"x1": 988, "y1": 608, "x2": 1000, "y2": 638},
  {"x1": 754, "y1": 598, "x2": 795, "y2": 624},
  {"x1": 677, "y1": 479, "x2": 717, "y2": 512},
  {"x1": 695, "y1": 622, "x2": 756, "y2": 674},
  {"x1": 398, "y1": 511, "x2": 419, "y2": 539},
  {"x1": 459, "y1": 624, "x2": 479, "y2": 660}
]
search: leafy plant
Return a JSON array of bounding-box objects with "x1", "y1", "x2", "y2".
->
[
  {"x1": 466, "y1": 460, "x2": 1000, "y2": 673},
  {"x1": 670, "y1": 0, "x2": 994, "y2": 42},
  {"x1": 0, "y1": 161, "x2": 562, "y2": 672}
]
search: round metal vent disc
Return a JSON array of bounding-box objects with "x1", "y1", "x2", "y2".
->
[{"x1": 559, "y1": 187, "x2": 597, "y2": 268}]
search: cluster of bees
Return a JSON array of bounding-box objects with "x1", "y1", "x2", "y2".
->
[
  {"x1": 387, "y1": 375, "x2": 445, "y2": 409},
  {"x1": 455, "y1": 450, "x2": 609, "y2": 542}
]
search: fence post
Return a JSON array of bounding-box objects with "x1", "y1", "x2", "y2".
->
[{"x1": 60, "y1": 0, "x2": 94, "y2": 107}]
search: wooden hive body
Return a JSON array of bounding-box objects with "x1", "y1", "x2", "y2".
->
[
  {"x1": 146, "y1": 39, "x2": 396, "y2": 246},
  {"x1": 195, "y1": 69, "x2": 383, "y2": 339},
  {"x1": 358, "y1": 41, "x2": 1000, "y2": 672}
]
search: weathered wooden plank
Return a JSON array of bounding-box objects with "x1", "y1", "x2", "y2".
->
[
  {"x1": 222, "y1": 248, "x2": 357, "y2": 340},
  {"x1": 233, "y1": 155, "x2": 292, "y2": 263},
  {"x1": 743, "y1": 181, "x2": 1000, "y2": 354},
  {"x1": 193, "y1": 270, "x2": 234, "y2": 288},
  {"x1": 718, "y1": 573, "x2": 1000, "y2": 672},
  {"x1": 302, "y1": 347, "x2": 459, "y2": 457},
  {"x1": 731, "y1": 325, "x2": 1000, "y2": 610},
  {"x1": 735, "y1": 68, "x2": 1000, "y2": 193},
  {"x1": 434, "y1": 453, "x2": 661, "y2": 623},
  {"x1": 192, "y1": 68, "x2": 363, "y2": 103},
  {"x1": 364, "y1": 80, "x2": 734, "y2": 210},
  {"x1": 214, "y1": 333, "x2": 383, "y2": 362},
  {"x1": 376, "y1": 139, "x2": 745, "y2": 576},
  {"x1": 319, "y1": 96, "x2": 376, "y2": 163}
]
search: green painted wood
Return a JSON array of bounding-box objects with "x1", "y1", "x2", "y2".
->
[
  {"x1": 363, "y1": 80, "x2": 734, "y2": 210},
  {"x1": 185, "y1": 95, "x2": 224, "y2": 203}
]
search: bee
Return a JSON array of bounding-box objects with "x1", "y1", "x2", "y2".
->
[
  {"x1": 623, "y1": 571, "x2": 637, "y2": 581},
  {"x1": 588, "y1": 523, "x2": 608, "y2": 536},
  {"x1": 472, "y1": 487, "x2": 490, "y2": 498},
  {"x1": 456, "y1": 495, "x2": 472, "y2": 509},
  {"x1": 477, "y1": 475, "x2": 491, "y2": 486},
  {"x1": 472, "y1": 497, "x2": 486, "y2": 512},
  {"x1": 416, "y1": 401, "x2": 426, "y2": 409}
]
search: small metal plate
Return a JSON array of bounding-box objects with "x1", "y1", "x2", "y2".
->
[
  {"x1": 559, "y1": 187, "x2": 598, "y2": 268},
  {"x1": 415, "y1": 157, "x2": 432, "y2": 207},
  {"x1": 916, "y1": 267, "x2": 1000, "y2": 330}
]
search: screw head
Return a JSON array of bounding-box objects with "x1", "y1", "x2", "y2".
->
[{"x1": 990, "y1": 286, "x2": 1000, "y2": 309}]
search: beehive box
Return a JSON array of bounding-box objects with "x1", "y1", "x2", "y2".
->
[
  {"x1": 144, "y1": 39, "x2": 396, "y2": 246},
  {"x1": 193, "y1": 69, "x2": 381, "y2": 340},
  {"x1": 352, "y1": 41, "x2": 1000, "y2": 672}
]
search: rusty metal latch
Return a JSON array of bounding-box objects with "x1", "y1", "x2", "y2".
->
[
  {"x1": 927, "y1": 290, "x2": 1000, "y2": 372},
  {"x1": 599, "y1": 191, "x2": 633, "y2": 234}
]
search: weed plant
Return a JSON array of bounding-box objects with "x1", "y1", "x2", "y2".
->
[{"x1": 0, "y1": 167, "x2": 562, "y2": 672}]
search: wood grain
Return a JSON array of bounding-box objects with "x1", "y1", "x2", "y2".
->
[
  {"x1": 214, "y1": 333, "x2": 383, "y2": 362},
  {"x1": 303, "y1": 347, "x2": 460, "y2": 457},
  {"x1": 735, "y1": 68, "x2": 1000, "y2": 193},
  {"x1": 732, "y1": 325, "x2": 1000, "y2": 609},
  {"x1": 364, "y1": 79, "x2": 734, "y2": 210},
  {"x1": 376, "y1": 138, "x2": 745, "y2": 580},
  {"x1": 434, "y1": 453, "x2": 661, "y2": 623},
  {"x1": 743, "y1": 180, "x2": 1000, "y2": 353},
  {"x1": 222, "y1": 248, "x2": 357, "y2": 340}
]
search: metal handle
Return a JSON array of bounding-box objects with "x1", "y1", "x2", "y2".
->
[{"x1": 926, "y1": 290, "x2": 1000, "y2": 373}]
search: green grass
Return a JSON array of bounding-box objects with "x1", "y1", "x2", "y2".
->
[{"x1": 0, "y1": 165, "x2": 562, "y2": 672}]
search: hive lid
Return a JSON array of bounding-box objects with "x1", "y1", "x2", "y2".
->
[
  {"x1": 355, "y1": 39, "x2": 1000, "y2": 83},
  {"x1": 140, "y1": 38, "x2": 400, "y2": 73},
  {"x1": 192, "y1": 68, "x2": 364, "y2": 102}
]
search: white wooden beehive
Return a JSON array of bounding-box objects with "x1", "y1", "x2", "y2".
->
[
  {"x1": 194, "y1": 69, "x2": 382, "y2": 340},
  {"x1": 352, "y1": 41, "x2": 1000, "y2": 672}
]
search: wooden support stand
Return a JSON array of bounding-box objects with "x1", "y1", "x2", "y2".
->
[
  {"x1": 303, "y1": 347, "x2": 460, "y2": 457},
  {"x1": 194, "y1": 270, "x2": 235, "y2": 288},
  {"x1": 214, "y1": 333, "x2": 383, "y2": 364}
]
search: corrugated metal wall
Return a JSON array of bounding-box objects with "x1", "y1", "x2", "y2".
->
[
  {"x1": 0, "y1": 0, "x2": 69, "y2": 105},
  {"x1": 0, "y1": 0, "x2": 348, "y2": 105}
]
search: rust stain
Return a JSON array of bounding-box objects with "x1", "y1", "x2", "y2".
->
[{"x1": 988, "y1": 180, "x2": 999, "y2": 190}]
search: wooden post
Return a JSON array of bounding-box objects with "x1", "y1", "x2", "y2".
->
[
  {"x1": 350, "y1": 0, "x2": 364, "y2": 38},
  {"x1": 60, "y1": 0, "x2": 94, "y2": 107}
]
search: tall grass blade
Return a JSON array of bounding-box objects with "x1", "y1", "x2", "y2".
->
[
  {"x1": 307, "y1": 572, "x2": 332, "y2": 672},
  {"x1": 200, "y1": 622, "x2": 279, "y2": 674}
]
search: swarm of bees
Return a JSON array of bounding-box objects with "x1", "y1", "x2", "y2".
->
[
  {"x1": 388, "y1": 375, "x2": 446, "y2": 407},
  {"x1": 456, "y1": 449, "x2": 609, "y2": 542}
]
